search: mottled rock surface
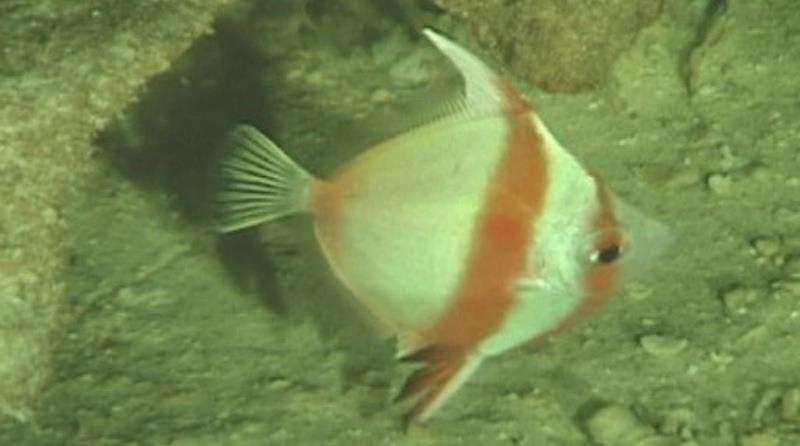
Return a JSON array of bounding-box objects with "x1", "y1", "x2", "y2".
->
[
  {"x1": 0, "y1": 0, "x2": 231, "y2": 420},
  {"x1": 433, "y1": 0, "x2": 663, "y2": 91}
]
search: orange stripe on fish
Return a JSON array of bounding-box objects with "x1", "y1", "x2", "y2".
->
[
  {"x1": 396, "y1": 86, "x2": 546, "y2": 422},
  {"x1": 540, "y1": 174, "x2": 625, "y2": 338},
  {"x1": 423, "y1": 99, "x2": 545, "y2": 348},
  {"x1": 584, "y1": 173, "x2": 624, "y2": 302}
]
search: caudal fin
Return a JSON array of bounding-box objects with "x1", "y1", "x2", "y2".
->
[{"x1": 216, "y1": 125, "x2": 314, "y2": 233}]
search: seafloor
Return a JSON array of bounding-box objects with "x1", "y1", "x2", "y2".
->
[{"x1": 1, "y1": 0, "x2": 799, "y2": 445}]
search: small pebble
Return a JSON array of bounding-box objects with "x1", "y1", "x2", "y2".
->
[
  {"x1": 706, "y1": 172, "x2": 734, "y2": 195},
  {"x1": 285, "y1": 68, "x2": 304, "y2": 82},
  {"x1": 388, "y1": 50, "x2": 430, "y2": 86},
  {"x1": 775, "y1": 208, "x2": 800, "y2": 225},
  {"x1": 42, "y1": 206, "x2": 59, "y2": 225},
  {"x1": 625, "y1": 282, "x2": 654, "y2": 300},
  {"x1": 753, "y1": 388, "x2": 782, "y2": 421},
  {"x1": 739, "y1": 432, "x2": 780, "y2": 446},
  {"x1": 659, "y1": 407, "x2": 696, "y2": 438},
  {"x1": 666, "y1": 169, "x2": 702, "y2": 189},
  {"x1": 696, "y1": 84, "x2": 717, "y2": 97},
  {"x1": 304, "y1": 70, "x2": 328, "y2": 86},
  {"x1": 744, "y1": 163, "x2": 776, "y2": 182},
  {"x1": 784, "y1": 235, "x2": 800, "y2": 251},
  {"x1": 770, "y1": 279, "x2": 800, "y2": 298},
  {"x1": 783, "y1": 256, "x2": 800, "y2": 276},
  {"x1": 709, "y1": 350, "x2": 734, "y2": 369},
  {"x1": 720, "y1": 286, "x2": 762, "y2": 313},
  {"x1": 586, "y1": 404, "x2": 673, "y2": 446},
  {"x1": 751, "y1": 236, "x2": 783, "y2": 258},
  {"x1": 267, "y1": 378, "x2": 291, "y2": 391},
  {"x1": 639, "y1": 334, "x2": 688, "y2": 357},
  {"x1": 781, "y1": 387, "x2": 800, "y2": 422},
  {"x1": 370, "y1": 88, "x2": 394, "y2": 104},
  {"x1": 637, "y1": 164, "x2": 699, "y2": 189},
  {"x1": 733, "y1": 325, "x2": 768, "y2": 348}
]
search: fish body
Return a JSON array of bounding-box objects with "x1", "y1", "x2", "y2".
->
[{"x1": 217, "y1": 29, "x2": 670, "y2": 424}]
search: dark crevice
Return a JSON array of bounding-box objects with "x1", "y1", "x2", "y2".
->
[{"x1": 679, "y1": 0, "x2": 729, "y2": 96}]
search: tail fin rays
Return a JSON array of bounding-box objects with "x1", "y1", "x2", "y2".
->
[{"x1": 216, "y1": 125, "x2": 314, "y2": 232}]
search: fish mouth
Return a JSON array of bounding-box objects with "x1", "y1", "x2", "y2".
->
[{"x1": 615, "y1": 199, "x2": 674, "y2": 278}]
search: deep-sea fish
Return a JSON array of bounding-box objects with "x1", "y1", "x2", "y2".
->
[{"x1": 216, "y1": 29, "x2": 670, "y2": 424}]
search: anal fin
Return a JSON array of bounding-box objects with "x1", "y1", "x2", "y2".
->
[{"x1": 395, "y1": 345, "x2": 482, "y2": 425}]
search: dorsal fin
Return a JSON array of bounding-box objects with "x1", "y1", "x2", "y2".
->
[
  {"x1": 423, "y1": 28, "x2": 527, "y2": 120},
  {"x1": 363, "y1": 29, "x2": 528, "y2": 143}
]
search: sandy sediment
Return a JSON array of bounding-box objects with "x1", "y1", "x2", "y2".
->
[{"x1": 0, "y1": 0, "x2": 232, "y2": 420}]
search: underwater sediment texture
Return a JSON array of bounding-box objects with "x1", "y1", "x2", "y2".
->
[
  {"x1": 433, "y1": 0, "x2": 663, "y2": 92},
  {"x1": 1, "y1": 0, "x2": 799, "y2": 443},
  {"x1": 0, "y1": 0, "x2": 232, "y2": 420}
]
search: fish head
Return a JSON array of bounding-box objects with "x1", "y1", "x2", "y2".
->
[{"x1": 581, "y1": 183, "x2": 673, "y2": 302}]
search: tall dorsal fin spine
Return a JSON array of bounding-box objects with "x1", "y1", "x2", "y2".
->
[{"x1": 423, "y1": 28, "x2": 521, "y2": 116}]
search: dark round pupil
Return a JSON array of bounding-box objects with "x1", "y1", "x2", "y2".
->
[{"x1": 596, "y1": 245, "x2": 621, "y2": 264}]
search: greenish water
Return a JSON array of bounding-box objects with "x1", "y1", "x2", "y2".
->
[{"x1": 2, "y1": 1, "x2": 800, "y2": 445}]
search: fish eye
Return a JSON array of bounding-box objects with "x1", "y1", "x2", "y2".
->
[{"x1": 590, "y1": 244, "x2": 622, "y2": 264}]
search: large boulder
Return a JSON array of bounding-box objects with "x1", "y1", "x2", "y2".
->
[{"x1": 433, "y1": 0, "x2": 663, "y2": 92}]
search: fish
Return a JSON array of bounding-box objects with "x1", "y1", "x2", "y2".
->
[{"x1": 215, "y1": 28, "x2": 671, "y2": 425}]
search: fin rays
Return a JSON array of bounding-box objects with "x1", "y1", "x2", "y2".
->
[
  {"x1": 422, "y1": 28, "x2": 508, "y2": 118},
  {"x1": 216, "y1": 125, "x2": 314, "y2": 232},
  {"x1": 394, "y1": 345, "x2": 482, "y2": 425}
]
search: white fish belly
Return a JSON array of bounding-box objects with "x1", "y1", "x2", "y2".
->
[
  {"x1": 480, "y1": 115, "x2": 599, "y2": 356},
  {"x1": 315, "y1": 116, "x2": 510, "y2": 333}
]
